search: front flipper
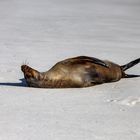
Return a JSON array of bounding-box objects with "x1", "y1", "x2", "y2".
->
[{"x1": 73, "y1": 56, "x2": 109, "y2": 68}]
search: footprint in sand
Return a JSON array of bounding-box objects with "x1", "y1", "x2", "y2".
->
[
  {"x1": 108, "y1": 97, "x2": 140, "y2": 107},
  {"x1": 119, "y1": 97, "x2": 140, "y2": 107}
]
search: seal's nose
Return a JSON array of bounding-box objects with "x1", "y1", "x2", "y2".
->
[{"x1": 21, "y1": 65, "x2": 27, "y2": 72}]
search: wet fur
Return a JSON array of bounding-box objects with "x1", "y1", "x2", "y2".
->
[{"x1": 21, "y1": 56, "x2": 140, "y2": 88}]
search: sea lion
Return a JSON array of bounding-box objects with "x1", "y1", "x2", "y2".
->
[{"x1": 21, "y1": 56, "x2": 140, "y2": 88}]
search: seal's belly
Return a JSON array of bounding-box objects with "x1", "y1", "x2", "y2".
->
[
  {"x1": 41, "y1": 61, "x2": 123, "y2": 88},
  {"x1": 69, "y1": 61, "x2": 123, "y2": 87}
]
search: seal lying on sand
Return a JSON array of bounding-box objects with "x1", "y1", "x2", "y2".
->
[{"x1": 21, "y1": 56, "x2": 140, "y2": 88}]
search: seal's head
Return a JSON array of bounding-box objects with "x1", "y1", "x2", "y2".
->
[
  {"x1": 21, "y1": 65, "x2": 42, "y2": 87},
  {"x1": 21, "y1": 65, "x2": 34, "y2": 79}
]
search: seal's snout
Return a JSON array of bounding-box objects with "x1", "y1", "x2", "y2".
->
[
  {"x1": 21, "y1": 65, "x2": 28, "y2": 72},
  {"x1": 21, "y1": 65, "x2": 40, "y2": 80},
  {"x1": 21, "y1": 65, "x2": 33, "y2": 79}
]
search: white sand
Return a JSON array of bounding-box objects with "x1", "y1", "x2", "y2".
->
[{"x1": 0, "y1": 0, "x2": 140, "y2": 139}]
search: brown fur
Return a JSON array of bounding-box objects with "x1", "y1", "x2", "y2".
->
[{"x1": 21, "y1": 56, "x2": 139, "y2": 88}]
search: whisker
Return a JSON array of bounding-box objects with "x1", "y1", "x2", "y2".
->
[{"x1": 22, "y1": 59, "x2": 29, "y2": 66}]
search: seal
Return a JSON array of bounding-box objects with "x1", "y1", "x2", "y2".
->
[{"x1": 21, "y1": 56, "x2": 140, "y2": 88}]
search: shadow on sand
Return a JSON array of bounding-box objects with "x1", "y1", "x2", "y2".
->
[
  {"x1": 0, "y1": 79, "x2": 27, "y2": 87},
  {"x1": 0, "y1": 75, "x2": 139, "y2": 88}
]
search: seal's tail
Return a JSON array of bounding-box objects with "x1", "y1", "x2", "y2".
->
[{"x1": 121, "y1": 58, "x2": 140, "y2": 78}]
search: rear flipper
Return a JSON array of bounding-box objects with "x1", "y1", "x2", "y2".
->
[
  {"x1": 121, "y1": 58, "x2": 140, "y2": 78},
  {"x1": 124, "y1": 74, "x2": 140, "y2": 78}
]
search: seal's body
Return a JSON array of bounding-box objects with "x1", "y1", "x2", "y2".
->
[{"x1": 21, "y1": 56, "x2": 140, "y2": 88}]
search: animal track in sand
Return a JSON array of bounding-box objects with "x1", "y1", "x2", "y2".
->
[
  {"x1": 107, "y1": 97, "x2": 140, "y2": 107},
  {"x1": 119, "y1": 97, "x2": 140, "y2": 107}
]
